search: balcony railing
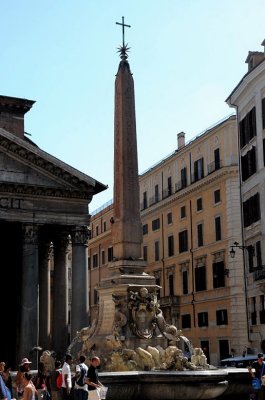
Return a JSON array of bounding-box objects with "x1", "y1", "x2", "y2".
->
[
  {"x1": 254, "y1": 266, "x2": 265, "y2": 281},
  {"x1": 159, "y1": 295, "x2": 180, "y2": 307},
  {"x1": 208, "y1": 160, "x2": 222, "y2": 174}
]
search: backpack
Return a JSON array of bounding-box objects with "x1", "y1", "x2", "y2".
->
[
  {"x1": 56, "y1": 371, "x2": 63, "y2": 389},
  {"x1": 76, "y1": 364, "x2": 86, "y2": 387}
]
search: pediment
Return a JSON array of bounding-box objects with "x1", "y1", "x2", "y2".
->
[
  {"x1": 0, "y1": 151, "x2": 68, "y2": 189},
  {"x1": 0, "y1": 128, "x2": 107, "y2": 199}
]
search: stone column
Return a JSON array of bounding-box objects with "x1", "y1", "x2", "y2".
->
[
  {"x1": 71, "y1": 226, "x2": 89, "y2": 338},
  {"x1": 52, "y1": 231, "x2": 71, "y2": 359},
  {"x1": 39, "y1": 241, "x2": 53, "y2": 350},
  {"x1": 19, "y1": 224, "x2": 39, "y2": 365}
]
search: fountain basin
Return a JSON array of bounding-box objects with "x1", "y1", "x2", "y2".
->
[{"x1": 99, "y1": 370, "x2": 229, "y2": 400}]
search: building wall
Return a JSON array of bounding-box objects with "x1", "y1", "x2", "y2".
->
[{"x1": 227, "y1": 45, "x2": 265, "y2": 353}]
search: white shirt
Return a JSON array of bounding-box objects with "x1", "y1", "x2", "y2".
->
[
  {"x1": 62, "y1": 362, "x2": 72, "y2": 389},
  {"x1": 75, "y1": 363, "x2": 88, "y2": 391}
]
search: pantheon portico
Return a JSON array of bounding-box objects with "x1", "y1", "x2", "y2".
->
[{"x1": 0, "y1": 95, "x2": 106, "y2": 367}]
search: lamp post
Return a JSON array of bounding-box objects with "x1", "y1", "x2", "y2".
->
[{"x1": 229, "y1": 241, "x2": 254, "y2": 258}]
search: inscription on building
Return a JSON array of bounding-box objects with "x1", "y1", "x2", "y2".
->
[{"x1": 0, "y1": 197, "x2": 23, "y2": 209}]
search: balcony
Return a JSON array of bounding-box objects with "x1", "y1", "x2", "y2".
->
[
  {"x1": 254, "y1": 265, "x2": 265, "y2": 281},
  {"x1": 208, "y1": 160, "x2": 222, "y2": 174},
  {"x1": 159, "y1": 295, "x2": 180, "y2": 307}
]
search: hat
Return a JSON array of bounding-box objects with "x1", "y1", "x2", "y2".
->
[
  {"x1": 20, "y1": 358, "x2": 32, "y2": 366},
  {"x1": 258, "y1": 353, "x2": 264, "y2": 358}
]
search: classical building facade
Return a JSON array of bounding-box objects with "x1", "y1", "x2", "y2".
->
[
  {"x1": 0, "y1": 95, "x2": 106, "y2": 367},
  {"x1": 226, "y1": 39, "x2": 265, "y2": 353},
  {"x1": 89, "y1": 114, "x2": 250, "y2": 365}
]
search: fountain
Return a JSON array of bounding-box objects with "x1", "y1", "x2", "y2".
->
[{"x1": 67, "y1": 17, "x2": 250, "y2": 400}]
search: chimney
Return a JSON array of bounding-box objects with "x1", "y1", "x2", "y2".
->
[
  {"x1": 177, "y1": 131, "x2": 185, "y2": 149},
  {"x1": 0, "y1": 95, "x2": 35, "y2": 139}
]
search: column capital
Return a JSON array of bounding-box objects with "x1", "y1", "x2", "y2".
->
[
  {"x1": 72, "y1": 225, "x2": 89, "y2": 246},
  {"x1": 55, "y1": 231, "x2": 71, "y2": 253},
  {"x1": 23, "y1": 224, "x2": 39, "y2": 245}
]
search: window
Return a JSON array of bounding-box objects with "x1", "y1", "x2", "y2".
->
[
  {"x1": 182, "y1": 270, "x2": 188, "y2": 294},
  {"x1": 197, "y1": 197, "x2": 202, "y2": 211},
  {"x1": 197, "y1": 224, "x2": 204, "y2": 247},
  {"x1": 214, "y1": 148, "x2": 220, "y2": 170},
  {"x1": 88, "y1": 257, "x2": 91, "y2": 269},
  {"x1": 167, "y1": 212, "x2": 172, "y2": 224},
  {"x1": 243, "y1": 193, "x2": 260, "y2": 227},
  {"x1": 239, "y1": 107, "x2": 257, "y2": 148},
  {"x1": 256, "y1": 241, "x2": 262, "y2": 268},
  {"x1": 194, "y1": 158, "x2": 204, "y2": 181},
  {"x1": 213, "y1": 261, "x2": 225, "y2": 288},
  {"x1": 260, "y1": 295, "x2": 265, "y2": 324},
  {"x1": 214, "y1": 189, "x2": 221, "y2": 204},
  {"x1": 182, "y1": 314, "x2": 191, "y2": 329},
  {"x1": 215, "y1": 216, "x2": 222, "y2": 241},
  {"x1": 96, "y1": 226, "x2": 99, "y2": 236},
  {"x1": 168, "y1": 235, "x2": 174, "y2": 257},
  {"x1": 195, "y1": 265, "x2": 206, "y2": 291},
  {"x1": 263, "y1": 138, "x2": 265, "y2": 167},
  {"x1": 108, "y1": 247, "x2": 113, "y2": 262},
  {"x1": 181, "y1": 167, "x2": 187, "y2": 188},
  {"x1": 169, "y1": 274, "x2": 174, "y2": 295},
  {"x1": 241, "y1": 147, "x2": 256, "y2": 181},
  {"x1": 216, "y1": 309, "x2": 228, "y2": 326},
  {"x1": 103, "y1": 221, "x2": 107, "y2": 232},
  {"x1": 143, "y1": 191, "x2": 147, "y2": 209},
  {"x1": 93, "y1": 254, "x2": 98, "y2": 268},
  {"x1": 143, "y1": 245, "x2": 148, "y2": 261},
  {"x1": 101, "y1": 250, "x2": 105, "y2": 265},
  {"x1": 155, "y1": 184, "x2": 159, "y2": 203},
  {"x1": 251, "y1": 297, "x2": 257, "y2": 325},
  {"x1": 152, "y1": 218, "x2": 160, "y2": 231},
  {"x1": 168, "y1": 176, "x2": 172, "y2": 196},
  {"x1": 262, "y1": 98, "x2": 265, "y2": 130},
  {"x1": 180, "y1": 206, "x2": 186, "y2": 218},
  {"x1": 94, "y1": 289, "x2": 98, "y2": 305},
  {"x1": 143, "y1": 224, "x2": 148, "y2": 235},
  {"x1": 198, "y1": 312, "x2": 208, "y2": 327},
  {"x1": 179, "y1": 230, "x2": 188, "y2": 253},
  {"x1": 155, "y1": 241, "x2": 160, "y2": 261}
]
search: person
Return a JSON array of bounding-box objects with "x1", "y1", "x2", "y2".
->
[
  {"x1": 15, "y1": 358, "x2": 33, "y2": 399},
  {"x1": 0, "y1": 362, "x2": 11, "y2": 400},
  {"x1": 61, "y1": 355, "x2": 73, "y2": 400},
  {"x1": 85, "y1": 357, "x2": 102, "y2": 400},
  {"x1": 50, "y1": 361, "x2": 62, "y2": 400},
  {"x1": 21, "y1": 373, "x2": 37, "y2": 400},
  {"x1": 35, "y1": 362, "x2": 51, "y2": 400},
  {"x1": 2, "y1": 364, "x2": 13, "y2": 398},
  {"x1": 248, "y1": 352, "x2": 265, "y2": 400},
  {"x1": 74, "y1": 356, "x2": 88, "y2": 400}
]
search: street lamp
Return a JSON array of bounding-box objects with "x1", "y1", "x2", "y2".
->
[{"x1": 229, "y1": 241, "x2": 254, "y2": 258}]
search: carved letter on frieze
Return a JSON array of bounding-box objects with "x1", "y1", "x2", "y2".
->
[
  {"x1": 71, "y1": 226, "x2": 89, "y2": 246},
  {"x1": 23, "y1": 224, "x2": 38, "y2": 245}
]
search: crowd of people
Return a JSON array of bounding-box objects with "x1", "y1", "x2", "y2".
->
[{"x1": 0, "y1": 355, "x2": 104, "y2": 400}]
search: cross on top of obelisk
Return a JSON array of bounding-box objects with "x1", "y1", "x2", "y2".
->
[{"x1": 116, "y1": 16, "x2": 131, "y2": 61}]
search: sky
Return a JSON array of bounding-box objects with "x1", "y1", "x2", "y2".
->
[{"x1": 1, "y1": 0, "x2": 265, "y2": 213}]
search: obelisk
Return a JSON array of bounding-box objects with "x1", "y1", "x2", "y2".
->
[{"x1": 93, "y1": 17, "x2": 156, "y2": 342}]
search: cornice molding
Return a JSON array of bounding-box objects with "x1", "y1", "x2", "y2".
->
[
  {"x1": 141, "y1": 166, "x2": 239, "y2": 217},
  {"x1": 0, "y1": 182, "x2": 91, "y2": 200}
]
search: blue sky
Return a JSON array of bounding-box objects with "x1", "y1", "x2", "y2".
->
[{"x1": 1, "y1": 0, "x2": 265, "y2": 212}]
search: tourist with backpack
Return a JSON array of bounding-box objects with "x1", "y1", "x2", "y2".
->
[
  {"x1": 74, "y1": 356, "x2": 88, "y2": 400},
  {"x1": 50, "y1": 361, "x2": 62, "y2": 400}
]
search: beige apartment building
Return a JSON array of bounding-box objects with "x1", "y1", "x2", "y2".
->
[
  {"x1": 227, "y1": 40, "x2": 265, "y2": 353},
  {"x1": 89, "y1": 114, "x2": 251, "y2": 365}
]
